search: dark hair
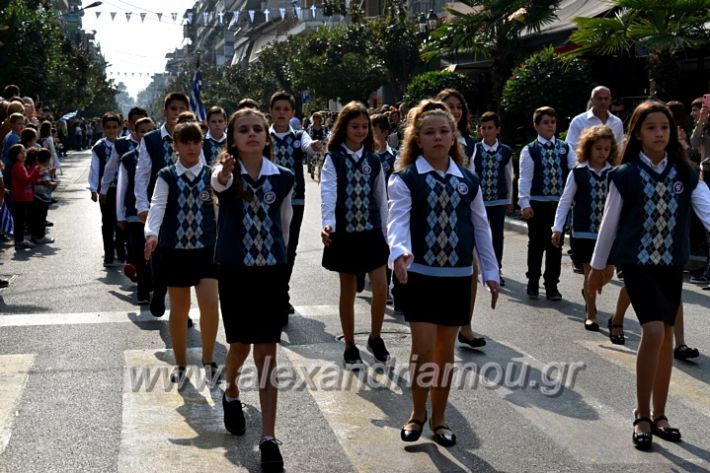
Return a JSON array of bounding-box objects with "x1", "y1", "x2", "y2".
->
[
  {"x1": 479, "y1": 111, "x2": 501, "y2": 128},
  {"x1": 370, "y1": 113, "x2": 391, "y2": 133},
  {"x1": 102, "y1": 112, "x2": 121, "y2": 127},
  {"x1": 20, "y1": 127, "x2": 37, "y2": 145},
  {"x1": 37, "y1": 147, "x2": 52, "y2": 164},
  {"x1": 176, "y1": 111, "x2": 197, "y2": 124},
  {"x1": 691, "y1": 97, "x2": 703, "y2": 110},
  {"x1": 621, "y1": 100, "x2": 689, "y2": 175},
  {"x1": 164, "y1": 92, "x2": 190, "y2": 110},
  {"x1": 436, "y1": 89, "x2": 470, "y2": 136},
  {"x1": 173, "y1": 121, "x2": 203, "y2": 143},
  {"x1": 25, "y1": 147, "x2": 40, "y2": 166},
  {"x1": 236, "y1": 98, "x2": 260, "y2": 111},
  {"x1": 134, "y1": 117, "x2": 155, "y2": 129},
  {"x1": 533, "y1": 106, "x2": 556, "y2": 125},
  {"x1": 39, "y1": 121, "x2": 52, "y2": 138},
  {"x1": 666, "y1": 100, "x2": 691, "y2": 134},
  {"x1": 8, "y1": 143, "x2": 25, "y2": 163},
  {"x1": 269, "y1": 91, "x2": 295, "y2": 110},
  {"x1": 207, "y1": 106, "x2": 227, "y2": 121},
  {"x1": 3, "y1": 84, "x2": 20, "y2": 100},
  {"x1": 127, "y1": 106, "x2": 148, "y2": 123},
  {"x1": 326, "y1": 101, "x2": 373, "y2": 152}
]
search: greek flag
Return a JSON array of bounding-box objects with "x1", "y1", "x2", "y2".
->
[
  {"x1": 61, "y1": 110, "x2": 78, "y2": 120},
  {"x1": 190, "y1": 69, "x2": 207, "y2": 122}
]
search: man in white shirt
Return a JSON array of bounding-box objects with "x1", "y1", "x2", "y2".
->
[{"x1": 566, "y1": 86, "x2": 625, "y2": 151}]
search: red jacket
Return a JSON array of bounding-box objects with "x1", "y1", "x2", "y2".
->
[{"x1": 12, "y1": 163, "x2": 40, "y2": 202}]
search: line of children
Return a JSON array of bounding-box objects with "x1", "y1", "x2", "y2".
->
[
  {"x1": 320, "y1": 101, "x2": 391, "y2": 366},
  {"x1": 388, "y1": 99, "x2": 500, "y2": 447},
  {"x1": 31, "y1": 148, "x2": 56, "y2": 244},
  {"x1": 211, "y1": 108, "x2": 293, "y2": 472},
  {"x1": 9, "y1": 144, "x2": 39, "y2": 249},
  {"x1": 588, "y1": 101, "x2": 710, "y2": 450}
]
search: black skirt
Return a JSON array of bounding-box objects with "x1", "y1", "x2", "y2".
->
[
  {"x1": 158, "y1": 247, "x2": 218, "y2": 288},
  {"x1": 322, "y1": 229, "x2": 389, "y2": 274},
  {"x1": 621, "y1": 265, "x2": 683, "y2": 325},
  {"x1": 218, "y1": 264, "x2": 289, "y2": 344},
  {"x1": 570, "y1": 237, "x2": 596, "y2": 265},
  {"x1": 401, "y1": 271, "x2": 472, "y2": 326}
]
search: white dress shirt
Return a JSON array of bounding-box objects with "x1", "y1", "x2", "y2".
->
[
  {"x1": 100, "y1": 135, "x2": 138, "y2": 195},
  {"x1": 477, "y1": 139, "x2": 515, "y2": 205},
  {"x1": 205, "y1": 131, "x2": 226, "y2": 144},
  {"x1": 590, "y1": 152, "x2": 710, "y2": 269},
  {"x1": 88, "y1": 139, "x2": 113, "y2": 193},
  {"x1": 211, "y1": 157, "x2": 294, "y2": 246},
  {"x1": 517, "y1": 135, "x2": 577, "y2": 209},
  {"x1": 320, "y1": 145, "x2": 388, "y2": 238},
  {"x1": 135, "y1": 125, "x2": 171, "y2": 215},
  {"x1": 552, "y1": 161, "x2": 613, "y2": 233},
  {"x1": 269, "y1": 125, "x2": 316, "y2": 156},
  {"x1": 566, "y1": 109, "x2": 625, "y2": 151},
  {"x1": 144, "y1": 161, "x2": 205, "y2": 238},
  {"x1": 387, "y1": 156, "x2": 500, "y2": 282}
]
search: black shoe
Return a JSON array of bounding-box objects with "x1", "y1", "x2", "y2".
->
[
  {"x1": 632, "y1": 412, "x2": 653, "y2": 451},
  {"x1": 607, "y1": 318, "x2": 625, "y2": 345},
  {"x1": 457, "y1": 332, "x2": 486, "y2": 348},
  {"x1": 222, "y1": 393, "x2": 246, "y2": 435},
  {"x1": 367, "y1": 336, "x2": 390, "y2": 362},
  {"x1": 651, "y1": 415, "x2": 681, "y2": 442},
  {"x1": 137, "y1": 292, "x2": 151, "y2": 305},
  {"x1": 526, "y1": 282, "x2": 539, "y2": 299},
  {"x1": 50, "y1": 198, "x2": 58, "y2": 204},
  {"x1": 288, "y1": 303, "x2": 295, "y2": 314},
  {"x1": 401, "y1": 412, "x2": 427, "y2": 442},
  {"x1": 343, "y1": 345, "x2": 363, "y2": 368},
  {"x1": 673, "y1": 344, "x2": 699, "y2": 360},
  {"x1": 170, "y1": 366, "x2": 186, "y2": 384},
  {"x1": 259, "y1": 438, "x2": 284, "y2": 472},
  {"x1": 187, "y1": 317, "x2": 194, "y2": 328},
  {"x1": 546, "y1": 287, "x2": 562, "y2": 301},
  {"x1": 584, "y1": 320, "x2": 600, "y2": 332},
  {"x1": 44, "y1": 220, "x2": 54, "y2": 227},
  {"x1": 430, "y1": 422, "x2": 456, "y2": 447},
  {"x1": 0, "y1": 279, "x2": 9, "y2": 289},
  {"x1": 499, "y1": 276, "x2": 505, "y2": 287},
  {"x1": 150, "y1": 287, "x2": 166, "y2": 317}
]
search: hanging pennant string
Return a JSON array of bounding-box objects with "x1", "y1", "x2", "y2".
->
[
  {"x1": 171, "y1": 12, "x2": 178, "y2": 22},
  {"x1": 203, "y1": 12, "x2": 209, "y2": 24},
  {"x1": 156, "y1": 12, "x2": 162, "y2": 22},
  {"x1": 95, "y1": 11, "x2": 101, "y2": 19},
  {"x1": 232, "y1": 11, "x2": 240, "y2": 23},
  {"x1": 310, "y1": 4, "x2": 317, "y2": 19},
  {"x1": 248, "y1": 10, "x2": 255, "y2": 23},
  {"x1": 139, "y1": 12, "x2": 146, "y2": 22},
  {"x1": 110, "y1": 11, "x2": 117, "y2": 20},
  {"x1": 264, "y1": 9, "x2": 270, "y2": 21},
  {"x1": 124, "y1": 12, "x2": 132, "y2": 22},
  {"x1": 217, "y1": 11, "x2": 224, "y2": 25},
  {"x1": 279, "y1": 7, "x2": 286, "y2": 19}
]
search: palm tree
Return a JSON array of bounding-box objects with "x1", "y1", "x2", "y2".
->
[
  {"x1": 423, "y1": 0, "x2": 560, "y2": 108},
  {"x1": 570, "y1": 0, "x2": 710, "y2": 100}
]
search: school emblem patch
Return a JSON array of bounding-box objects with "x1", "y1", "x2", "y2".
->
[
  {"x1": 292, "y1": 139, "x2": 301, "y2": 149},
  {"x1": 361, "y1": 163, "x2": 372, "y2": 175},
  {"x1": 264, "y1": 191, "x2": 277, "y2": 204},
  {"x1": 673, "y1": 181, "x2": 684, "y2": 194},
  {"x1": 199, "y1": 191, "x2": 212, "y2": 202},
  {"x1": 457, "y1": 182, "x2": 469, "y2": 195}
]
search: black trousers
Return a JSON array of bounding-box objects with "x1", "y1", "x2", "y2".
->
[
  {"x1": 13, "y1": 201, "x2": 31, "y2": 243},
  {"x1": 486, "y1": 204, "x2": 507, "y2": 270},
  {"x1": 99, "y1": 187, "x2": 126, "y2": 263},
  {"x1": 126, "y1": 221, "x2": 152, "y2": 296},
  {"x1": 526, "y1": 200, "x2": 562, "y2": 288},
  {"x1": 31, "y1": 198, "x2": 49, "y2": 239},
  {"x1": 285, "y1": 204, "x2": 305, "y2": 302}
]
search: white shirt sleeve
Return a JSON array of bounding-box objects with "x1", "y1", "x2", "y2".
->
[
  {"x1": 613, "y1": 119, "x2": 625, "y2": 149},
  {"x1": 144, "y1": 175, "x2": 169, "y2": 238},
  {"x1": 99, "y1": 146, "x2": 119, "y2": 195},
  {"x1": 590, "y1": 181, "x2": 623, "y2": 269},
  {"x1": 134, "y1": 139, "x2": 151, "y2": 214},
  {"x1": 691, "y1": 180, "x2": 710, "y2": 232},
  {"x1": 374, "y1": 164, "x2": 388, "y2": 238},
  {"x1": 386, "y1": 174, "x2": 412, "y2": 267},
  {"x1": 281, "y1": 189, "x2": 294, "y2": 246},
  {"x1": 46, "y1": 137, "x2": 60, "y2": 168},
  {"x1": 300, "y1": 130, "x2": 315, "y2": 156},
  {"x1": 88, "y1": 151, "x2": 100, "y2": 193},
  {"x1": 320, "y1": 154, "x2": 337, "y2": 231},
  {"x1": 211, "y1": 164, "x2": 234, "y2": 192},
  {"x1": 565, "y1": 117, "x2": 581, "y2": 152},
  {"x1": 552, "y1": 171, "x2": 577, "y2": 232},
  {"x1": 517, "y1": 145, "x2": 533, "y2": 209},
  {"x1": 116, "y1": 163, "x2": 127, "y2": 221},
  {"x1": 505, "y1": 157, "x2": 514, "y2": 205},
  {"x1": 471, "y1": 189, "x2": 500, "y2": 282},
  {"x1": 566, "y1": 145, "x2": 577, "y2": 168}
]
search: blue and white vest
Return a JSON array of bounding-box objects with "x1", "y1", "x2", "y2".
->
[
  {"x1": 329, "y1": 149, "x2": 383, "y2": 233},
  {"x1": 473, "y1": 142, "x2": 512, "y2": 206},
  {"x1": 92, "y1": 138, "x2": 114, "y2": 194},
  {"x1": 528, "y1": 139, "x2": 570, "y2": 201},
  {"x1": 271, "y1": 129, "x2": 305, "y2": 205},
  {"x1": 143, "y1": 129, "x2": 174, "y2": 199},
  {"x1": 571, "y1": 166, "x2": 611, "y2": 239}
]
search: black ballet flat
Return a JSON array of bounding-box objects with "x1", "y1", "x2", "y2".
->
[
  {"x1": 584, "y1": 320, "x2": 600, "y2": 332},
  {"x1": 652, "y1": 415, "x2": 682, "y2": 442},
  {"x1": 401, "y1": 413, "x2": 427, "y2": 442},
  {"x1": 607, "y1": 318, "x2": 625, "y2": 345},
  {"x1": 430, "y1": 422, "x2": 456, "y2": 447},
  {"x1": 632, "y1": 413, "x2": 653, "y2": 451}
]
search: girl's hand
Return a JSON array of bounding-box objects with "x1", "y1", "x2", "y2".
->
[
  {"x1": 486, "y1": 280, "x2": 500, "y2": 309},
  {"x1": 521, "y1": 207, "x2": 534, "y2": 220},
  {"x1": 506, "y1": 204, "x2": 513, "y2": 215},
  {"x1": 394, "y1": 253, "x2": 413, "y2": 284},
  {"x1": 219, "y1": 155, "x2": 236, "y2": 185},
  {"x1": 551, "y1": 231, "x2": 562, "y2": 248},
  {"x1": 91, "y1": 191, "x2": 98, "y2": 202},
  {"x1": 144, "y1": 236, "x2": 158, "y2": 261},
  {"x1": 321, "y1": 226, "x2": 333, "y2": 246},
  {"x1": 587, "y1": 268, "x2": 606, "y2": 295}
]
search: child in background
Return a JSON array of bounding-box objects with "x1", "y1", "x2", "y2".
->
[
  {"x1": 203, "y1": 106, "x2": 227, "y2": 166},
  {"x1": 31, "y1": 148, "x2": 56, "y2": 244},
  {"x1": 321, "y1": 101, "x2": 390, "y2": 367},
  {"x1": 9, "y1": 144, "x2": 39, "y2": 250},
  {"x1": 1, "y1": 113, "x2": 24, "y2": 169},
  {"x1": 552, "y1": 125, "x2": 617, "y2": 331}
]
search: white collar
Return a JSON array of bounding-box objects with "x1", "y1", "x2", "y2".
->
[
  {"x1": 384, "y1": 144, "x2": 394, "y2": 156},
  {"x1": 175, "y1": 160, "x2": 203, "y2": 176},
  {"x1": 206, "y1": 131, "x2": 226, "y2": 143},
  {"x1": 415, "y1": 155, "x2": 463, "y2": 178},
  {"x1": 341, "y1": 144, "x2": 364, "y2": 160},
  {"x1": 639, "y1": 151, "x2": 668, "y2": 172},
  {"x1": 160, "y1": 124, "x2": 171, "y2": 140},
  {"x1": 239, "y1": 157, "x2": 280, "y2": 178},
  {"x1": 579, "y1": 161, "x2": 612, "y2": 175},
  {"x1": 457, "y1": 136, "x2": 467, "y2": 145},
  {"x1": 269, "y1": 125, "x2": 295, "y2": 138},
  {"x1": 481, "y1": 140, "x2": 499, "y2": 152},
  {"x1": 537, "y1": 135, "x2": 556, "y2": 146},
  {"x1": 585, "y1": 109, "x2": 612, "y2": 122}
]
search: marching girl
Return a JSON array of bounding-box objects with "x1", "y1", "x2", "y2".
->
[
  {"x1": 552, "y1": 125, "x2": 618, "y2": 331},
  {"x1": 436, "y1": 88, "x2": 486, "y2": 349},
  {"x1": 389, "y1": 99, "x2": 499, "y2": 447},
  {"x1": 211, "y1": 108, "x2": 294, "y2": 472},
  {"x1": 321, "y1": 101, "x2": 391, "y2": 367},
  {"x1": 588, "y1": 101, "x2": 710, "y2": 450},
  {"x1": 143, "y1": 120, "x2": 220, "y2": 384}
]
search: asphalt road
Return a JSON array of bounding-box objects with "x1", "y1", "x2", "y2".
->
[{"x1": 0, "y1": 150, "x2": 708, "y2": 472}]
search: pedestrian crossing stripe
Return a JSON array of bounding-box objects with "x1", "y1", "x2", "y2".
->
[{"x1": 0, "y1": 354, "x2": 35, "y2": 456}]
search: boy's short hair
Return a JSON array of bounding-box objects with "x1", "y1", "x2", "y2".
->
[
  {"x1": 177, "y1": 111, "x2": 197, "y2": 124},
  {"x1": 20, "y1": 127, "x2": 37, "y2": 142},
  {"x1": 37, "y1": 148, "x2": 52, "y2": 164},
  {"x1": 25, "y1": 147, "x2": 39, "y2": 166},
  {"x1": 102, "y1": 112, "x2": 122, "y2": 127},
  {"x1": 3, "y1": 84, "x2": 20, "y2": 100},
  {"x1": 7, "y1": 101, "x2": 25, "y2": 115},
  {"x1": 164, "y1": 92, "x2": 190, "y2": 110},
  {"x1": 480, "y1": 111, "x2": 501, "y2": 128},
  {"x1": 206, "y1": 106, "x2": 227, "y2": 121},
  {"x1": 134, "y1": 117, "x2": 155, "y2": 129},
  {"x1": 370, "y1": 113, "x2": 391, "y2": 132},
  {"x1": 533, "y1": 106, "x2": 556, "y2": 125},
  {"x1": 236, "y1": 98, "x2": 260, "y2": 111},
  {"x1": 9, "y1": 112, "x2": 25, "y2": 124},
  {"x1": 691, "y1": 97, "x2": 704, "y2": 110},
  {"x1": 127, "y1": 107, "x2": 148, "y2": 122},
  {"x1": 8, "y1": 143, "x2": 25, "y2": 163},
  {"x1": 270, "y1": 91, "x2": 295, "y2": 110}
]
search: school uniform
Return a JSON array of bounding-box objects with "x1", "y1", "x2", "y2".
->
[
  {"x1": 388, "y1": 156, "x2": 499, "y2": 326},
  {"x1": 378, "y1": 145, "x2": 397, "y2": 183},
  {"x1": 144, "y1": 160, "x2": 218, "y2": 288},
  {"x1": 212, "y1": 158, "x2": 295, "y2": 344},
  {"x1": 591, "y1": 152, "x2": 710, "y2": 325},
  {"x1": 518, "y1": 136, "x2": 576, "y2": 291},
  {"x1": 321, "y1": 145, "x2": 389, "y2": 274},
  {"x1": 203, "y1": 131, "x2": 226, "y2": 167},
  {"x1": 472, "y1": 140, "x2": 514, "y2": 269},
  {"x1": 458, "y1": 135, "x2": 477, "y2": 168},
  {"x1": 552, "y1": 162, "x2": 613, "y2": 264}
]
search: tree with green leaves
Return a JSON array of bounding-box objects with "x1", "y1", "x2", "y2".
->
[
  {"x1": 569, "y1": 0, "x2": 710, "y2": 100},
  {"x1": 424, "y1": 0, "x2": 560, "y2": 108},
  {"x1": 402, "y1": 70, "x2": 475, "y2": 109}
]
